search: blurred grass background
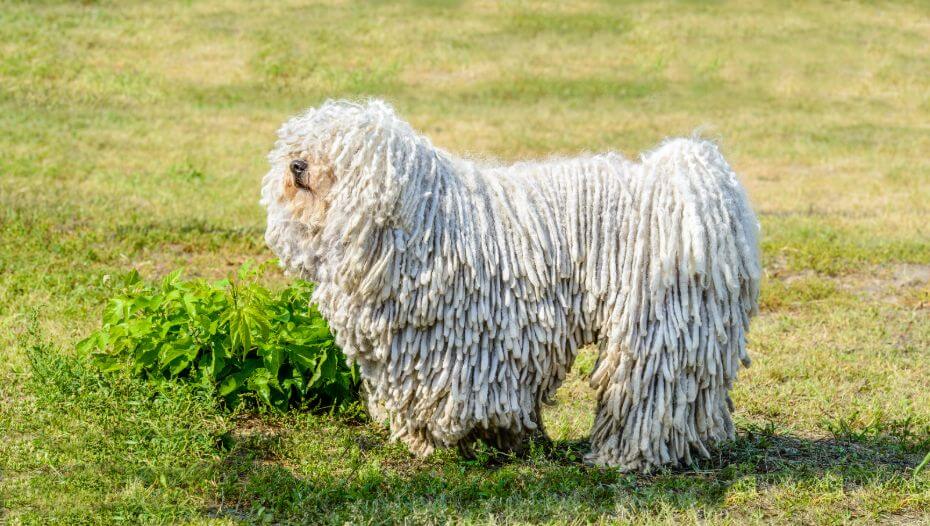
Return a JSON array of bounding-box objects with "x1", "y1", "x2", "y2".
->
[{"x1": 1, "y1": 0, "x2": 929, "y2": 523}]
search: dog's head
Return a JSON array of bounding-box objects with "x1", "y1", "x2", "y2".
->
[{"x1": 261, "y1": 99, "x2": 411, "y2": 281}]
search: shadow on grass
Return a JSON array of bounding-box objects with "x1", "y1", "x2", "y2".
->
[
  {"x1": 16, "y1": 345, "x2": 926, "y2": 524},
  {"x1": 204, "y1": 419, "x2": 925, "y2": 524}
]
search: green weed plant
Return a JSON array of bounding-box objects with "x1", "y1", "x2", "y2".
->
[{"x1": 78, "y1": 265, "x2": 359, "y2": 411}]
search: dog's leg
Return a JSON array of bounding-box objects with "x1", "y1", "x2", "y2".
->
[
  {"x1": 391, "y1": 418, "x2": 438, "y2": 458},
  {"x1": 361, "y1": 379, "x2": 389, "y2": 426},
  {"x1": 585, "y1": 139, "x2": 759, "y2": 472},
  {"x1": 586, "y1": 305, "x2": 739, "y2": 472}
]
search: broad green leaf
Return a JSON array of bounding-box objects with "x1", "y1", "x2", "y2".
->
[
  {"x1": 288, "y1": 347, "x2": 320, "y2": 372},
  {"x1": 247, "y1": 368, "x2": 273, "y2": 406},
  {"x1": 218, "y1": 374, "x2": 239, "y2": 396},
  {"x1": 92, "y1": 354, "x2": 125, "y2": 373},
  {"x1": 307, "y1": 351, "x2": 327, "y2": 388},
  {"x1": 260, "y1": 346, "x2": 285, "y2": 378}
]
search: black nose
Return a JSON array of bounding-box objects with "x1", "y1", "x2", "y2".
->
[{"x1": 289, "y1": 159, "x2": 308, "y2": 177}]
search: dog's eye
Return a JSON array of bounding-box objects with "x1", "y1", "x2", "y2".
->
[{"x1": 290, "y1": 159, "x2": 309, "y2": 188}]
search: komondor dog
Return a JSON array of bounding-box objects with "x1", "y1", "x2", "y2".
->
[{"x1": 261, "y1": 100, "x2": 761, "y2": 472}]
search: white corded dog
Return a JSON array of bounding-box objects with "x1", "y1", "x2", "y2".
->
[{"x1": 261, "y1": 100, "x2": 760, "y2": 472}]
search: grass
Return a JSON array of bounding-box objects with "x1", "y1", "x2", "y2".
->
[{"x1": 1, "y1": 0, "x2": 929, "y2": 523}]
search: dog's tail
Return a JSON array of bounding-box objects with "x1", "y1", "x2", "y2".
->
[{"x1": 587, "y1": 138, "x2": 761, "y2": 471}]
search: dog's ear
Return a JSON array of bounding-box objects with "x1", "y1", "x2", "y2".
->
[{"x1": 324, "y1": 100, "x2": 429, "y2": 233}]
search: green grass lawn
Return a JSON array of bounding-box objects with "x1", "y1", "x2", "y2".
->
[{"x1": 2, "y1": 0, "x2": 930, "y2": 523}]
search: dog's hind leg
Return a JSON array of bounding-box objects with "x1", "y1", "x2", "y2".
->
[{"x1": 585, "y1": 138, "x2": 760, "y2": 472}]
